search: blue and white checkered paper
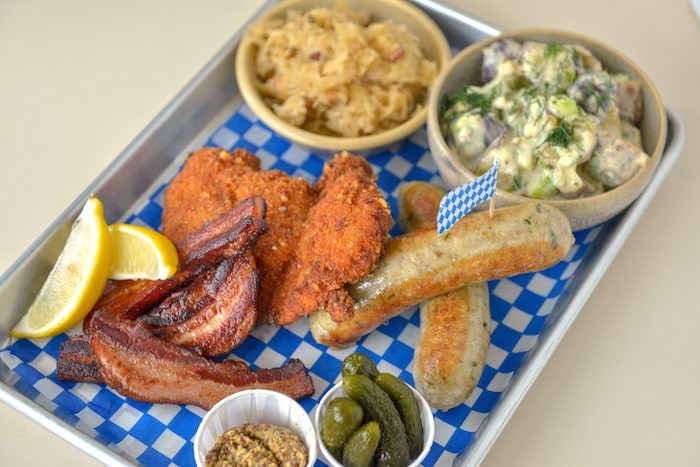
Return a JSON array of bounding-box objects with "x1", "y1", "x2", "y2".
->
[
  {"x1": 1, "y1": 103, "x2": 602, "y2": 466},
  {"x1": 438, "y1": 158, "x2": 499, "y2": 236}
]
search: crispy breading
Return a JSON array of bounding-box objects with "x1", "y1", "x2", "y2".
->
[
  {"x1": 162, "y1": 148, "x2": 317, "y2": 323},
  {"x1": 161, "y1": 148, "x2": 392, "y2": 326},
  {"x1": 268, "y1": 152, "x2": 393, "y2": 325},
  {"x1": 231, "y1": 170, "x2": 317, "y2": 322},
  {"x1": 162, "y1": 148, "x2": 260, "y2": 243}
]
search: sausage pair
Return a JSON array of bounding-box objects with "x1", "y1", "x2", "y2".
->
[{"x1": 310, "y1": 184, "x2": 574, "y2": 409}]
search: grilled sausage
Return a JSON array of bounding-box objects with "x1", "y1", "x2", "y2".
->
[
  {"x1": 310, "y1": 202, "x2": 573, "y2": 348},
  {"x1": 398, "y1": 181, "x2": 490, "y2": 411}
]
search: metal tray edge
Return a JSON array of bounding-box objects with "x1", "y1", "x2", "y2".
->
[{"x1": 0, "y1": 0, "x2": 686, "y2": 465}]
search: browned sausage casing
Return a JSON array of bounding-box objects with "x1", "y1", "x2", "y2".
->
[
  {"x1": 310, "y1": 202, "x2": 573, "y2": 348},
  {"x1": 398, "y1": 181, "x2": 490, "y2": 411}
]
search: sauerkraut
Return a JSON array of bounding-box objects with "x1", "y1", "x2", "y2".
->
[{"x1": 245, "y1": 2, "x2": 438, "y2": 137}]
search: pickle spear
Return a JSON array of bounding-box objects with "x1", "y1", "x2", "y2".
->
[
  {"x1": 343, "y1": 374, "x2": 410, "y2": 467},
  {"x1": 375, "y1": 372, "x2": 424, "y2": 459}
]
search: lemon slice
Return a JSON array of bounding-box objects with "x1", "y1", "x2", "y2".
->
[
  {"x1": 11, "y1": 196, "x2": 112, "y2": 338},
  {"x1": 108, "y1": 223, "x2": 179, "y2": 280}
]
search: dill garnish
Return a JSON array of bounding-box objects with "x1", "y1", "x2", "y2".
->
[
  {"x1": 513, "y1": 175, "x2": 523, "y2": 191},
  {"x1": 546, "y1": 120, "x2": 575, "y2": 147},
  {"x1": 445, "y1": 86, "x2": 493, "y2": 115},
  {"x1": 544, "y1": 40, "x2": 563, "y2": 58}
]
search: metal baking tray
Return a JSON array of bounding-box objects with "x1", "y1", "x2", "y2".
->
[{"x1": 0, "y1": 1, "x2": 685, "y2": 466}]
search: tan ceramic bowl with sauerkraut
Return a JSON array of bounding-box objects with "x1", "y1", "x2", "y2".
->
[
  {"x1": 236, "y1": 0, "x2": 451, "y2": 157},
  {"x1": 427, "y1": 29, "x2": 667, "y2": 231}
]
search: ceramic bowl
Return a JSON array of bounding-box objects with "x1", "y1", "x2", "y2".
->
[
  {"x1": 314, "y1": 380, "x2": 435, "y2": 467},
  {"x1": 427, "y1": 28, "x2": 667, "y2": 231},
  {"x1": 193, "y1": 389, "x2": 317, "y2": 467},
  {"x1": 236, "y1": 0, "x2": 451, "y2": 157}
]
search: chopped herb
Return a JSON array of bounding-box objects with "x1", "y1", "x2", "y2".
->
[
  {"x1": 524, "y1": 215, "x2": 532, "y2": 225},
  {"x1": 598, "y1": 78, "x2": 613, "y2": 110},
  {"x1": 513, "y1": 175, "x2": 523, "y2": 191},
  {"x1": 585, "y1": 82, "x2": 598, "y2": 110},
  {"x1": 572, "y1": 47, "x2": 582, "y2": 66},
  {"x1": 522, "y1": 83, "x2": 537, "y2": 99},
  {"x1": 445, "y1": 86, "x2": 493, "y2": 116},
  {"x1": 549, "y1": 229, "x2": 559, "y2": 249},
  {"x1": 544, "y1": 40, "x2": 563, "y2": 58},
  {"x1": 546, "y1": 120, "x2": 575, "y2": 147},
  {"x1": 586, "y1": 81, "x2": 611, "y2": 113}
]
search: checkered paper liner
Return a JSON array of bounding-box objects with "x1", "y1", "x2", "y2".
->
[{"x1": 1, "y1": 103, "x2": 602, "y2": 466}]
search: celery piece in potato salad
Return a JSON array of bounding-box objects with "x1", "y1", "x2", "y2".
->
[{"x1": 440, "y1": 38, "x2": 650, "y2": 200}]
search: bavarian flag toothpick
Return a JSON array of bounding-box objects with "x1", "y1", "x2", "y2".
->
[{"x1": 437, "y1": 158, "x2": 499, "y2": 236}]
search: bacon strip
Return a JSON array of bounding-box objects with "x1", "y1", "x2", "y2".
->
[
  {"x1": 177, "y1": 196, "x2": 267, "y2": 269},
  {"x1": 57, "y1": 335, "x2": 254, "y2": 384},
  {"x1": 89, "y1": 310, "x2": 314, "y2": 408},
  {"x1": 147, "y1": 253, "x2": 259, "y2": 357},
  {"x1": 57, "y1": 335, "x2": 103, "y2": 383},
  {"x1": 83, "y1": 197, "x2": 267, "y2": 331},
  {"x1": 138, "y1": 264, "x2": 225, "y2": 328}
]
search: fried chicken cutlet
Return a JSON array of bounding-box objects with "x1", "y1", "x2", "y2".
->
[
  {"x1": 268, "y1": 153, "x2": 393, "y2": 324},
  {"x1": 161, "y1": 148, "x2": 261, "y2": 242},
  {"x1": 161, "y1": 148, "x2": 392, "y2": 326},
  {"x1": 162, "y1": 148, "x2": 317, "y2": 323}
]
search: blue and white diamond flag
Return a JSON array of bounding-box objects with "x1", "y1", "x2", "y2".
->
[{"x1": 437, "y1": 158, "x2": 499, "y2": 236}]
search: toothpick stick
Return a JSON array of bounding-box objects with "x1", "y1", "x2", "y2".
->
[{"x1": 488, "y1": 196, "x2": 495, "y2": 218}]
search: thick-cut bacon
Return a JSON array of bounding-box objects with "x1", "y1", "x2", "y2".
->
[
  {"x1": 138, "y1": 265, "x2": 223, "y2": 328},
  {"x1": 82, "y1": 197, "x2": 268, "y2": 332},
  {"x1": 147, "y1": 253, "x2": 259, "y2": 357},
  {"x1": 57, "y1": 335, "x2": 253, "y2": 384},
  {"x1": 89, "y1": 310, "x2": 314, "y2": 409},
  {"x1": 57, "y1": 335, "x2": 103, "y2": 383},
  {"x1": 177, "y1": 196, "x2": 267, "y2": 270},
  {"x1": 82, "y1": 275, "x2": 189, "y2": 333}
]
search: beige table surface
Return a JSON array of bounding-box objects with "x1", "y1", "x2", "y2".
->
[{"x1": 1, "y1": 1, "x2": 698, "y2": 465}]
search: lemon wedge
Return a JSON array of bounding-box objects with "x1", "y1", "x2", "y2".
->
[
  {"x1": 108, "y1": 223, "x2": 179, "y2": 280},
  {"x1": 11, "y1": 196, "x2": 112, "y2": 338}
]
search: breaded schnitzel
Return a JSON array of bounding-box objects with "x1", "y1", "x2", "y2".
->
[
  {"x1": 161, "y1": 148, "x2": 260, "y2": 243},
  {"x1": 268, "y1": 153, "x2": 393, "y2": 324},
  {"x1": 162, "y1": 148, "x2": 317, "y2": 323},
  {"x1": 161, "y1": 148, "x2": 392, "y2": 326}
]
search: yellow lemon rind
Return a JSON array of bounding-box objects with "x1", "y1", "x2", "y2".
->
[
  {"x1": 10, "y1": 196, "x2": 112, "y2": 339},
  {"x1": 108, "y1": 223, "x2": 179, "y2": 281}
]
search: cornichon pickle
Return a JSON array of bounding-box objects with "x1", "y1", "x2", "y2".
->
[
  {"x1": 343, "y1": 374, "x2": 410, "y2": 467},
  {"x1": 342, "y1": 421, "x2": 381, "y2": 467},
  {"x1": 320, "y1": 397, "x2": 364, "y2": 459},
  {"x1": 341, "y1": 352, "x2": 379, "y2": 380},
  {"x1": 375, "y1": 373, "x2": 424, "y2": 459}
]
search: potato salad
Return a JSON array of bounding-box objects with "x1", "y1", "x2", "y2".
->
[{"x1": 440, "y1": 38, "x2": 649, "y2": 199}]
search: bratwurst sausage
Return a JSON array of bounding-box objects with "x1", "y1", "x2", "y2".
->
[
  {"x1": 310, "y1": 202, "x2": 573, "y2": 348},
  {"x1": 398, "y1": 181, "x2": 490, "y2": 411}
]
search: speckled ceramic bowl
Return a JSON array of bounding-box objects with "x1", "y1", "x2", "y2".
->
[
  {"x1": 236, "y1": 0, "x2": 451, "y2": 157},
  {"x1": 427, "y1": 29, "x2": 667, "y2": 231},
  {"x1": 314, "y1": 380, "x2": 435, "y2": 467}
]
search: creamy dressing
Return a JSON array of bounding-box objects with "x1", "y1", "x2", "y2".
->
[{"x1": 440, "y1": 38, "x2": 650, "y2": 199}]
